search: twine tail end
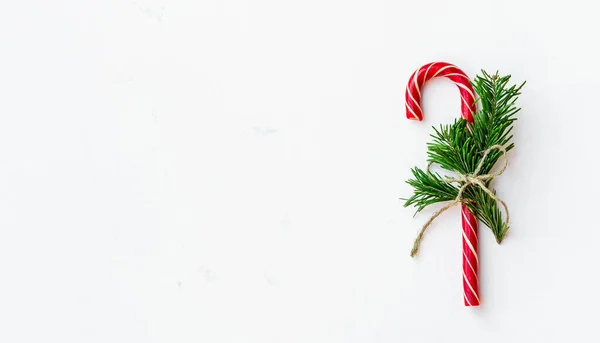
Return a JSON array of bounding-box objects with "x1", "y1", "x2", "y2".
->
[{"x1": 410, "y1": 243, "x2": 419, "y2": 258}]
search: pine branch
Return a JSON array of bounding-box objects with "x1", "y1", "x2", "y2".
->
[
  {"x1": 471, "y1": 71, "x2": 525, "y2": 174},
  {"x1": 403, "y1": 167, "x2": 459, "y2": 214},
  {"x1": 403, "y1": 70, "x2": 524, "y2": 243},
  {"x1": 426, "y1": 119, "x2": 478, "y2": 175},
  {"x1": 463, "y1": 185, "x2": 508, "y2": 243}
]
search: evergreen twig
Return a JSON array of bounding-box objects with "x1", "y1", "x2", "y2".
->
[{"x1": 403, "y1": 71, "x2": 525, "y2": 243}]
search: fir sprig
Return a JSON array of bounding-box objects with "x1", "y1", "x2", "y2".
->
[{"x1": 404, "y1": 71, "x2": 525, "y2": 243}]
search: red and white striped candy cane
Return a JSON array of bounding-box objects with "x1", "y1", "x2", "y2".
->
[{"x1": 405, "y1": 61, "x2": 480, "y2": 306}]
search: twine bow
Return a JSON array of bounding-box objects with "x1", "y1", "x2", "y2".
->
[{"x1": 410, "y1": 144, "x2": 510, "y2": 257}]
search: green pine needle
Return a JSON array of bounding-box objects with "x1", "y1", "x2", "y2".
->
[{"x1": 403, "y1": 71, "x2": 525, "y2": 243}]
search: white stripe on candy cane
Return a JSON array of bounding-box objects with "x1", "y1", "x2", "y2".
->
[
  {"x1": 462, "y1": 211, "x2": 478, "y2": 242},
  {"x1": 413, "y1": 66, "x2": 422, "y2": 97},
  {"x1": 463, "y1": 252, "x2": 478, "y2": 281},
  {"x1": 462, "y1": 230, "x2": 479, "y2": 265},
  {"x1": 463, "y1": 272, "x2": 480, "y2": 302},
  {"x1": 431, "y1": 65, "x2": 453, "y2": 78}
]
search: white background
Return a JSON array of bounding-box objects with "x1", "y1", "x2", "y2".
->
[{"x1": 0, "y1": 0, "x2": 598, "y2": 342}]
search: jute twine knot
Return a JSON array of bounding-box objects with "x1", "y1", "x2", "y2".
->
[{"x1": 410, "y1": 144, "x2": 510, "y2": 257}]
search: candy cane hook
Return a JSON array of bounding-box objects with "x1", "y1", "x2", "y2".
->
[
  {"x1": 405, "y1": 61, "x2": 480, "y2": 306},
  {"x1": 405, "y1": 62, "x2": 476, "y2": 122}
]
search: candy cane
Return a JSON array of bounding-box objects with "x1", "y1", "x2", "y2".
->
[{"x1": 405, "y1": 62, "x2": 480, "y2": 306}]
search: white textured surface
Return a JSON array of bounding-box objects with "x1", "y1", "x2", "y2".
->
[{"x1": 0, "y1": 1, "x2": 598, "y2": 342}]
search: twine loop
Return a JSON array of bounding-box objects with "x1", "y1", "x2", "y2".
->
[{"x1": 410, "y1": 145, "x2": 510, "y2": 257}]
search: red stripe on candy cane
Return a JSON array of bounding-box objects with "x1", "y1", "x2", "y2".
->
[{"x1": 405, "y1": 62, "x2": 480, "y2": 306}]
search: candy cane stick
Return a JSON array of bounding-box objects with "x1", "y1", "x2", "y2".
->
[{"x1": 405, "y1": 62, "x2": 480, "y2": 306}]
